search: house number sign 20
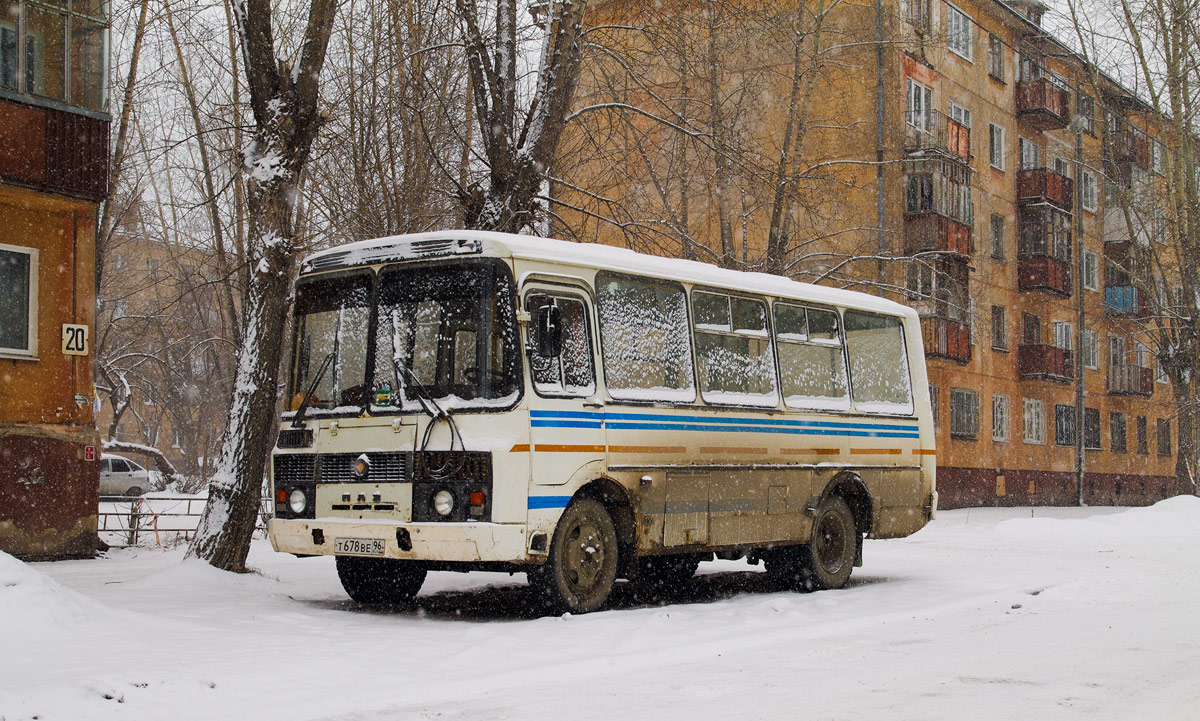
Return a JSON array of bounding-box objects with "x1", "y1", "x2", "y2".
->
[{"x1": 61, "y1": 324, "x2": 89, "y2": 356}]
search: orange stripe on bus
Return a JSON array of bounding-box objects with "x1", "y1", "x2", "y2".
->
[
  {"x1": 699, "y1": 447, "x2": 768, "y2": 455},
  {"x1": 534, "y1": 444, "x2": 606, "y2": 453},
  {"x1": 610, "y1": 445, "x2": 687, "y2": 454},
  {"x1": 509, "y1": 444, "x2": 531, "y2": 453},
  {"x1": 780, "y1": 447, "x2": 840, "y2": 455},
  {"x1": 850, "y1": 448, "x2": 902, "y2": 455},
  {"x1": 913, "y1": 449, "x2": 937, "y2": 456}
]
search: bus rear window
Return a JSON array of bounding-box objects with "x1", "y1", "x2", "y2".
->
[{"x1": 844, "y1": 311, "x2": 914, "y2": 415}]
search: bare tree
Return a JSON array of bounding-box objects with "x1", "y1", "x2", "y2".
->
[
  {"x1": 1063, "y1": 0, "x2": 1200, "y2": 495},
  {"x1": 188, "y1": 0, "x2": 339, "y2": 571}
]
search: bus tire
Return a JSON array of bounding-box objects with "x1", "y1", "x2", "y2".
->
[
  {"x1": 766, "y1": 496, "x2": 856, "y2": 592},
  {"x1": 336, "y1": 556, "x2": 427, "y2": 604},
  {"x1": 528, "y1": 498, "x2": 619, "y2": 614},
  {"x1": 635, "y1": 554, "x2": 701, "y2": 593}
]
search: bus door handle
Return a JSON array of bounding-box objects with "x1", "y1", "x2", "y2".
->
[{"x1": 582, "y1": 398, "x2": 605, "y2": 408}]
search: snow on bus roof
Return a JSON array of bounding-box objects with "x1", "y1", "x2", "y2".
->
[{"x1": 302, "y1": 230, "x2": 914, "y2": 316}]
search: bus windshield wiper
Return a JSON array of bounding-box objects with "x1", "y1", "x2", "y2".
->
[
  {"x1": 391, "y1": 357, "x2": 445, "y2": 419},
  {"x1": 291, "y1": 352, "x2": 335, "y2": 428}
]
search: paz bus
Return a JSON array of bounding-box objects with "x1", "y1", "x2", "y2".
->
[{"x1": 268, "y1": 231, "x2": 936, "y2": 613}]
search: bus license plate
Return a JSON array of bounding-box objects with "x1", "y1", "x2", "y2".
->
[{"x1": 335, "y1": 538, "x2": 386, "y2": 556}]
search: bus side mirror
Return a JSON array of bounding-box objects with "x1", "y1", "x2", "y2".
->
[{"x1": 536, "y1": 305, "x2": 563, "y2": 357}]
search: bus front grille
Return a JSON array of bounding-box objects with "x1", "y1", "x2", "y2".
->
[
  {"x1": 274, "y1": 454, "x2": 316, "y2": 485},
  {"x1": 318, "y1": 452, "x2": 407, "y2": 484}
]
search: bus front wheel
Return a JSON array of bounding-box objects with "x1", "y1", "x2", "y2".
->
[
  {"x1": 529, "y1": 498, "x2": 619, "y2": 614},
  {"x1": 336, "y1": 556, "x2": 427, "y2": 604},
  {"x1": 766, "y1": 496, "x2": 856, "y2": 592}
]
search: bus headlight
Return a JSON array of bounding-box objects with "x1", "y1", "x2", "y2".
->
[
  {"x1": 289, "y1": 488, "x2": 308, "y2": 515},
  {"x1": 433, "y1": 489, "x2": 455, "y2": 517}
]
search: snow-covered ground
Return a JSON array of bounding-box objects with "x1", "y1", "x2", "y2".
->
[{"x1": 3, "y1": 500, "x2": 1198, "y2": 721}]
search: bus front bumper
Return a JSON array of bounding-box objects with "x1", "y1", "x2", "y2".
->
[{"x1": 269, "y1": 518, "x2": 530, "y2": 563}]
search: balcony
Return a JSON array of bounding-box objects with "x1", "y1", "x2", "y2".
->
[
  {"x1": 1019, "y1": 343, "x2": 1074, "y2": 382},
  {"x1": 1016, "y1": 78, "x2": 1071, "y2": 131},
  {"x1": 1104, "y1": 286, "x2": 1151, "y2": 319},
  {"x1": 921, "y1": 315, "x2": 971, "y2": 363},
  {"x1": 1107, "y1": 364, "x2": 1154, "y2": 396},
  {"x1": 904, "y1": 212, "x2": 971, "y2": 257},
  {"x1": 0, "y1": 98, "x2": 110, "y2": 202},
  {"x1": 1017, "y1": 168, "x2": 1073, "y2": 210},
  {"x1": 904, "y1": 110, "x2": 971, "y2": 163},
  {"x1": 1107, "y1": 127, "x2": 1151, "y2": 168},
  {"x1": 1018, "y1": 255, "x2": 1072, "y2": 296}
]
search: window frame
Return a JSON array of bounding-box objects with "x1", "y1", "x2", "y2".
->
[
  {"x1": 0, "y1": 242, "x2": 39, "y2": 359},
  {"x1": 524, "y1": 291, "x2": 598, "y2": 400},
  {"x1": 772, "y1": 301, "x2": 852, "y2": 413},
  {"x1": 946, "y1": 4, "x2": 974, "y2": 61},
  {"x1": 989, "y1": 214, "x2": 1005, "y2": 259},
  {"x1": 949, "y1": 387, "x2": 979, "y2": 440},
  {"x1": 1157, "y1": 418, "x2": 1171, "y2": 456},
  {"x1": 1082, "y1": 249, "x2": 1099, "y2": 290},
  {"x1": 1084, "y1": 407, "x2": 1101, "y2": 450},
  {"x1": 992, "y1": 392, "x2": 1010, "y2": 442},
  {"x1": 1082, "y1": 328, "x2": 1098, "y2": 370},
  {"x1": 1081, "y1": 171, "x2": 1097, "y2": 212},
  {"x1": 1110, "y1": 411, "x2": 1126, "y2": 453},
  {"x1": 1054, "y1": 403, "x2": 1076, "y2": 447},
  {"x1": 989, "y1": 124, "x2": 1005, "y2": 170},
  {"x1": 1023, "y1": 397, "x2": 1045, "y2": 445},
  {"x1": 987, "y1": 32, "x2": 1004, "y2": 81},
  {"x1": 991, "y1": 305, "x2": 1007, "y2": 351},
  {"x1": 691, "y1": 288, "x2": 779, "y2": 408}
]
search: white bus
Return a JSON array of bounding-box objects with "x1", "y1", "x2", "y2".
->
[{"x1": 268, "y1": 231, "x2": 936, "y2": 613}]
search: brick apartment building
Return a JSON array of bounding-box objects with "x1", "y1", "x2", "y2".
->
[
  {"x1": 557, "y1": 0, "x2": 1183, "y2": 507},
  {"x1": 0, "y1": 0, "x2": 110, "y2": 558}
]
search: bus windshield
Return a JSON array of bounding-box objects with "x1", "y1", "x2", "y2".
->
[
  {"x1": 290, "y1": 272, "x2": 373, "y2": 412},
  {"x1": 372, "y1": 259, "x2": 521, "y2": 412}
]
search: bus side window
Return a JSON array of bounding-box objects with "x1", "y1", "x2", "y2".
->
[
  {"x1": 596, "y1": 273, "x2": 696, "y2": 403},
  {"x1": 527, "y1": 295, "x2": 595, "y2": 397},
  {"x1": 843, "y1": 311, "x2": 914, "y2": 415},
  {"x1": 774, "y1": 303, "x2": 851, "y2": 411},
  {"x1": 691, "y1": 290, "x2": 778, "y2": 406}
]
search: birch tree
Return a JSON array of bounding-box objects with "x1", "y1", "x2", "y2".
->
[{"x1": 188, "y1": 0, "x2": 339, "y2": 571}]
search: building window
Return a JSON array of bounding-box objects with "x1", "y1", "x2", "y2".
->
[
  {"x1": 991, "y1": 305, "x2": 1007, "y2": 350},
  {"x1": 1152, "y1": 140, "x2": 1165, "y2": 175},
  {"x1": 947, "y1": 5, "x2": 974, "y2": 60},
  {"x1": 1157, "y1": 357, "x2": 1169, "y2": 384},
  {"x1": 948, "y1": 101, "x2": 972, "y2": 129},
  {"x1": 1157, "y1": 419, "x2": 1171, "y2": 456},
  {"x1": 990, "y1": 214, "x2": 1005, "y2": 258},
  {"x1": 1023, "y1": 398, "x2": 1045, "y2": 444},
  {"x1": 1082, "y1": 249, "x2": 1099, "y2": 290},
  {"x1": 0, "y1": 0, "x2": 109, "y2": 112},
  {"x1": 993, "y1": 393, "x2": 1010, "y2": 442},
  {"x1": 1055, "y1": 404, "x2": 1076, "y2": 446},
  {"x1": 1136, "y1": 415, "x2": 1148, "y2": 454},
  {"x1": 1082, "y1": 328, "x2": 1098, "y2": 370},
  {"x1": 1052, "y1": 320, "x2": 1072, "y2": 352},
  {"x1": 1077, "y1": 93, "x2": 1095, "y2": 135},
  {"x1": 930, "y1": 384, "x2": 940, "y2": 433},
  {"x1": 988, "y1": 33, "x2": 1004, "y2": 80},
  {"x1": 989, "y1": 124, "x2": 1005, "y2": 169},
  {"x1": 1022, "y1": 313, "x2": 1041, "y2": 345},
  {"x1": 0, "y1": 243, "x2": 38, "y2": 357},
  {"x1": 1110, "y1": 412, "x2": 1127, "y2": 452},
  {"x1": 1081, "y1": 171, "x2": 1097, "y2": 211},
  {"x1": 907, "y1": 78, "x2": 932, "y2": 132},
  {"x1": 1019, "y1": 137, "x2": 1041, "y2": 170},
  {"x1": 1084, "y1": 408, "x2": 1101, "y2": 450},
  {"x1": 950, "y1": 388, "x2": 979, "y2": 439},
  {"x1": 905, "y1": 0, "x2": 932, "y2": 32}
]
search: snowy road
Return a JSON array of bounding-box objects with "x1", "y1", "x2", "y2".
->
[{"x1": 3, "y1": 500, "x2": 1199, "y2": 721}]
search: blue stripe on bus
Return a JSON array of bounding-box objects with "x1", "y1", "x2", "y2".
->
[
  {"x1": 530, "y1": 410, "x2": 606, "y2": 420},
  {"x1": 531, "y1": 408, "x2": 917, "y2": 433},
  {"x1": 528, "y1": 496, "x2": 572, "y2": 510},
  {"x1": 604, "y1": 422, "x2": 918, "y2": 438},
  {"x1": 531, "y1": 420, "x2": 603, "y2": 429}
]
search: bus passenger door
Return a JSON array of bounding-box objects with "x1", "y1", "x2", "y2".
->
[{"x1": 524, "y1": 288, "x2": 605, "y2": 488}]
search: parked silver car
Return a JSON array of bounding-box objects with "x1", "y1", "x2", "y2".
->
[{"x1": 99, "y1": 454, "x2": 150, "y2": 496}]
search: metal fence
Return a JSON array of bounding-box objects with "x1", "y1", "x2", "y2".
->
[{"x1": 98, "y1": 494, "x2": 272, "y2": 548}]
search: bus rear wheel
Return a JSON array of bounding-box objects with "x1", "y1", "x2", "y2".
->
[
  {"x1": 528, "y1": 498, "x2": 619, "y2": 614},
  {"x1": 765, "y1": 496, "x2": 856, "y2": 592},
  {"x1": 336, "y1": 556, "x2": 427, "y2": 604}
]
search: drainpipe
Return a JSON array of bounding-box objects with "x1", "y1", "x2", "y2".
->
[
  {"x1": 875, "y1": 0, "x2": 886, "y2": 296},
  {"x1": 1073, "y1": 116, "x2": 1086, "y2": 506}
]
